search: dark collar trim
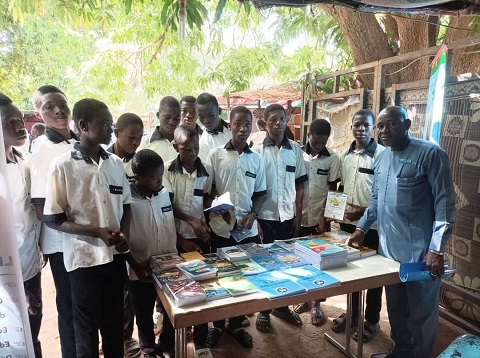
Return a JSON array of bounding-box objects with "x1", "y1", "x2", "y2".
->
[
  {"x1": 130, "y1": 183, "x2": 161, "y2": 198},
  {"x1": 302, "y1": 143, "x2": 331, "y2": 158},
  {"x1": 206, "y1": 120, "x2": 229, "y2": 135},
  {"x1": 347, "y1": 138, "x2": 377, "y2": 158},
  {"x1": 45, "y1": 127, "x2": 79, "y2": 144},
  {"x1": 107, "y1": 143, "x2": 134, "y2": 162},
  {"x1": 262, "y1": 134, "x2": 292, "y2": 149},
  {"x1": 6, "y1": 147, "x2": 23, "y2": 164},
  {"x1": 149, "y1": 127, "x2": 172, "y2": 143},
  {"x1": 224, "y1": 140, "x2": 253, "y2": 153},
  {"x1": 71, "y1": 142, "x2": 111, "y2": 163},
  {"x1": 167, "y1": 156, "x2": 209, "y2": 177}
]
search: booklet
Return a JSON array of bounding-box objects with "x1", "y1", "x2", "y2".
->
[
  {"x1": 230, "y1": 226, "x2": 253, "y2": 243},
  {"x1": 202, "y1": 254, "x2": 241, "y2": 277},
  {"x1": 177, "y1": 260, "x2": 218, "y2": 280},
  {"x1": 324, "y1": 191, "x2": 348, "y2": 221},
  {"x1": 201, "y1": 280, "x2": 232, "y2": 301},
  {"x1": 251, "y1": 255, "x2": 289, "y2": 272},
  {"x1": 247, "y1": 270, "x2": 306, "y2": 299},
  {"x1": 218, "y1": 274, "x2": 258, "y2": 296},
  {"x1": 217, "y1": 246, "x2": 250, "y2": 262},
  {"x1": 234, "y1": 259, "x2": 267, "y2": 276},
  {"x1": 180, "y1": 251, "x2": 206, "y2": 262},
  {"x1": 204, "y1": 192, "x2": 235, "y2": 213},
  {"x1": 153, "y1": 267, "x2": 190, "y2": 287},
  {"x1": 150, "y1": 253, "x2": 184, "y2": 273},
  {"x1": 283, "y1": 265, "x2": 340, "y2": 291},
  {"x1": 399, "y1": 262, "x2": 455, "y2": 282},
  {"x1": 165, "y1": 279, "x2": 207, "y2": 307}
]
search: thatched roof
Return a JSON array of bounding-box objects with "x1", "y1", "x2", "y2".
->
[{"x1": 231, "y1": 81, "x2": 301, "y2": 102}]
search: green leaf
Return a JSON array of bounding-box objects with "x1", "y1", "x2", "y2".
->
[
  {"x1": 213, "y1": 0, "x2": 227, "y2": 24},
  {"x1": 124, "y1": 0, "x2": 132, "y2": 14}
]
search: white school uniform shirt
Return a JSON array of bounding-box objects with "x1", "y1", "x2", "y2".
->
[
  {"x1": 253, "y1": 135, "x2": 308, "y2": 222},
  {"x1": 28, "y1": 127, "x2": 79, "y2": 255},
  {"x1": 43, "y1": 143, "x2": 131, "y2": 272},
  {"x1": 138, "y1": 127, "x2": 177, "y2": 162},
  {"x1": 340, "y1": 139, "x2": 385, "y2": 227},
  {"x1": 301, "y1": 144, "x2": 340, "y2": 227},
  {"x1": 7, "y1": 149, "x2": 41, "y2": 281},
  {"x1": 163, "y1": 156, "x2": 212, "y2": 239},
  {"x1": 107, "y1": 143, "x2": 135, "y2": 183},
  {"x1": 206, "y1": 141, "x2": 267, "y2": 239},
  {"x1": 128, "y1": 185, "x2": 177, "y2": 280},
  {"x1": 198, "y1": 120, "x2": 232, "y2": 162}
]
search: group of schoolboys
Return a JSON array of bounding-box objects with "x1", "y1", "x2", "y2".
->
[{"x1": 3, "y1": 84, "x2": 384, "y2": 358}]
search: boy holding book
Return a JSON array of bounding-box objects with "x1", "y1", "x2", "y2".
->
[
  {"x1": 205, "y1": 106, "x2": 266, "y2": 349},
  {"x1": 43, "y1": 98, "x2": 131, "y2": 357}
]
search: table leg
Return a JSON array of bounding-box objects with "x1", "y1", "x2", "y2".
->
[{"x1": 175, "y1": 327, "x2": 187, "y2": 358}]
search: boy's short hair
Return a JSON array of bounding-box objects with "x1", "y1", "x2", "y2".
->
[
  {"x1": 32, "y1": 122, "x2": 46, "y2": 133},
  {"x1": 72, "y1": 98, "x2": 109, "y2": 127},
  {"x1": 230, "y1": 106, "x2": 252, "y2": 121},
  {"x1": 180, "y1": 95, "x2": 196, "y2": 104},
  {"x1": 0, "y1": 93, "x2": 13, "y2": 106},
  {"x1": 196, "y1": 92, "x2": 218, "y2": 108},
  {"x1": 32, "y1": 85, "x2": 66, "y2": 110},
  {"x1": 256, "y1": 119, "x2": 266, "y2": 129},
  {"x1": 353, "y1": 109, "x2": 375, "y2": 124},
  {"x1": 132, "y1": 149, "x2": 164, "y2": 176},
  {"x1": 116, "y1": 113, "x2": 143, "y2": 131},
  {"x1": 309, "y1": 119, "x2": 331, "y2": 137},
  {"x1": 263, "y1": 104, "x2": 286, "y2": 120},
  {"x1": 174, "y1": 124, "x2": 199, "y2": 144},
  {"x1": 158, "y1": 96, "x2": 180, "y2": 112}
]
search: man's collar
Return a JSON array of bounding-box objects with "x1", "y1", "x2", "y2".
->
[
  {"x1": 71, "y1": 142, "x2": 111, "y2": 163},
  {"x1": 149, "y1": 127, "x2": 172, "y2": 143},
  {"x1": 347, "y1": 138, "x2": 377, "y2": 158},
  {"x1": 45, "y1": 127, "x2": 79, "y2": 144},
  {"x1": 302, "y1": 142, "x2": 331, "y2": 158},
  {"x1": 6, "y1": 147, "x2": 23, "y2": 164},
  {"x1": 167, "y1": 156, "x2": 209, "y2": 177},
  {"x1": 130, "y1": 183, "x2": 161, "y2": 198},
  {"x1": 224, "y1": 140, "x2": 253, "y2": 154},
  {"x1": 107, "y1": 143, "x2": 134, "y2": 162},
  {"x1": 206, "y1": 120, "x2": 229, "y2": 135},
  {"x1": 262, "y1": 134, "x2": 292, "y2": 149}
]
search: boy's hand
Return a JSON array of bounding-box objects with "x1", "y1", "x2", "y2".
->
[
  {"x1": 239, "y1": 212, "x2": 256, "y2": 230},
  {"x1": 344, "y1": 204, "x2": 366, "y2": 222},
  {"x1": 178, "y1": 235, "x2": 202, "y2": 253},
  {"x1": 316, "y1": 215, "x2": 326, "y2": 235},
  {"x1": 113, "y1": 232, "x2": 130, "y2": 253},
  {"x1": 346, "y1": 229, "x2": 365, "y2": 249},
  {"x1": 133, "y1": 263, "x2": 152, "y2": 283},
  {"x1": 190, "y1": 218, "x2": 211, "y2": 242},
  {"x1": 25, "y1": 289, "x2": 41, "y2": 316},
  {"x1": 97, "y1": 227, "x2": 121, "y2": 246},
  {"x1": 219, "y1": 209, "x2": 232, "y2": 225},
  {"x1": 290, "y1": 216, "x2": 302, "y2": 238}
]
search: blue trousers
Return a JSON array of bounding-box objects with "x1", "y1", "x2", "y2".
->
[{"x1": 385, "y1": 280, "x2": 440, "y2": 358}]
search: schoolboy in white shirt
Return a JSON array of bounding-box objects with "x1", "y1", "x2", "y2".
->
[
  {"x1": 43, "y1": 98, "x2": 131, "y2": 358},
  {"x1": 1, "y1": 93, "x2": 42, "y2": 357},
  {"x1": 196, "y1": 92, "x2": 231, "y2": 162},
  {"x1": 180, "y1": 95, "x2": 203, "y2": 135},
  {"x1": 28, "y1": 85, "x2": 78, "y2": 358},
  {"x1": 252, "y1": 103, "x2": 308, "y2": 333},
  {"x1": 205, "y1": 106, "x2": 266, "y2": 349},
  {"x1": 138, "y1": 96, "x2": 180, "y2": 162}
]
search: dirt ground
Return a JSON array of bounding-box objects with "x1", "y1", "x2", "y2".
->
[{"x1": 39, "y1": 263, "x2": 466, "y2": 358}]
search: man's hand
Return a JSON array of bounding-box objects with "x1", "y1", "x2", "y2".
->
[
  {"x1": 423, "y1": 251, "x2": 444, "y2": 279},
  {"x1": 132, "y1": 262, "x2": 152, "y2": 283},
  {"x1": 189, "y1": 217, "x2": 211, "y2": 242},
  {"x1": 239, "y1": 212, "x2": 256, "y2": 230},
  {"x1": 346, "y1": 229, "x2": 365, "y2": 249},
  {"x1": 25, "y1": 289, "x2": 41, "y2": 315},
  {"x1": 290, "y1": 215, "x2": 302, "y2": 238},
  {"x1": 316, "y1": 215, "x2": 326, "y2": 235},
  {"x1": 344, "y1": 204, "x2": 366, "y2": 222},
  {"x1": 178, "y1": 236, "x2": 202, "y2": 253},
  {"x1": 97, "y1": 227, "x2": 122, "y2": 246},
  {"x1": 220, "y1": 209, "x2": 233, "y2": 225},
  {"x1": 112, "y1": 232, "x2": 130, "y2": 253}
]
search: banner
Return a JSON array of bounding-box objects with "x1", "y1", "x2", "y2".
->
[
  {"x1": 0, "y1": 116, "x2": 35, "y2": 357},
  {"x1": 424, "y1": 44, "x2": 449, "y2": 146}
]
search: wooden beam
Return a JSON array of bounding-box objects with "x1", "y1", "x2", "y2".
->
[
  {"x1": 315, "y1": 62, "x2": 378, "y2": 81},
  {"x1": 372, "y1": 64, "x2": 386, "y2": 115},
  {"x1": 439, "y1": 306, "x2": 480, "y2": 336},
  {"x1": 310, "y1": 89, "x2": 362, "y2": 102}
]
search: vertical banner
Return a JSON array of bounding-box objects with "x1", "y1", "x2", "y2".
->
[
  {"x1": 424, "y1": 44, "x2": 449, "y2": 146},
  {"x1": 0, "y1": 117, "x2": 35, "y2": 357}
]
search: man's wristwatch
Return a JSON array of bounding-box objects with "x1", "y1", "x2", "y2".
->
[{"x1": 429, "y1": 249, "x2": 444, "y2": 256}]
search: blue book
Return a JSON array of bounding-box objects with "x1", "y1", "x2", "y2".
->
[
  {"x1": 283, "y1": 265, "x2": 341, "y2": 291},
  {"x1": 261, "y1": 243, "x2": 290, "y2": 255},
  {"x1": 251, "y1": 255, "x2": 289, "y2": 272},
  {"x1": 246, "y1": 270, "x2": 306, "y2": 299},
  {"x1": 399, "y1": 262, "x2": 455, "y2": 282}
]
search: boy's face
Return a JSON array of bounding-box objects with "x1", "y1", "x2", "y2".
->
[
  {"x1": 351, "y1": 114, "x2": 374, "y2": 144},
  {"x1": 35, "y1": 92, "x2": 71, "y2": 131},
  {"x1": 1, "y1": 103, "x2": 27, "y2": 147},
  {"x1": 230, "y1": 112, "x2": 252, "y2": 144},
  {"x1": 80, "y1": 108, "x2": 114, "y2": 145},
  {"x1": 180, "y1": 101, "x2": 197, "y2": 127},
  {"x1": 265, "y1": 109, "x2": 287, "y2": 137},
  {"x1": 196, "y1": 102, "x2": 219, "y2": 132},
  {"x1": 137, "y1": 165, "x2": 164, "y2": 193},
  {"x1": 308, "y1": 132, "x2": 329, "y2": 154},
  {"x1": 174, "y1": 136, "x2": 199, "y2": 166},
  {"x1": 157, "y1": 105, "x2": 180, "y2": 135},
  {"x1": 115, "y1": 124, "x2": 143, "y2": 154}
]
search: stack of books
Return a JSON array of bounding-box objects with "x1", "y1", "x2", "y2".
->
[
  {"x1": 283, "y1": 265, "x2": 341, "y2": 291},
  {"x1": 359, "y1": 246, "x2": 377, "y2": 258},
  {"x1": 217, "y1": 246, "x2": 250, "y2": 262},
  {"x1": 234, "y1": 259, "x2": 267, "y2": 276},
  {"x1": 240, "y1": 243, "x2": 269, "y2": 257},
  {"x1": 164, "y1": 279, "x2": 207, "y2": 307},
  {"x1": 153, "y1": 267, "x2": 189, "y2": 287},
  {"x1": 294, "y1": 238, "x2": 347, "y2": 270},
  {"x1": 261, "y1": 243, "x2": 290, "y2": 255},
  {"x1": 218, "y1": 274, "x2": 259, "y2": 296},
  {"x1": 180, "y1": 251, "x2": 205, "y2": 262},
  {"x1": 202, "y1": 254, "x2": 241, "y2": 277},
  {"x1": 247, "y1": 270, "x2": 306, "y2": 299},
  {"x1": 273, "y1": 239, "x2": 296, "y2": 252},
  {"x1": 200, "y1": 280, "x2": 232, "y2": 301},
  {"x1": 251, "y1": 255, "x2": 288, "y2": 272},
  {"x1": 177, "y1": 260, "x2": 218, "y2": 281},
  {"x1": 150, "y1": 253, "x2": 184, "y2": 273},
  {"x1": 337, "y1": 243, "x2": 361, "y2": 261},
  {"x1": 273, "y1": 252, "x2": 308, "y2": 268}
]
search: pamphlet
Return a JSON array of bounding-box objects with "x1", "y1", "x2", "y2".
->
[
  {"x1": 324, "y1": 191, "x2": 348, "y2": 220},
  {"x1": 204, "y1": 192, "x2": 235, "y2": 213}
]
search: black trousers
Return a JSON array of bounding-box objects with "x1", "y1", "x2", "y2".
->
[
  {"x1": 69, "y1": 255, "x2": 127, "y2": 358},
  {"x1": 340, "y1": 223, "x2": 382, "y2": 324},
  {"x1": 48, "y1": 252, "x2": 76, "y2": 358},
  {"x1": 123, "y1": 279, "x2": 135, "y2": 340},
  {"x1": 24, "y1": 271, "x2": 43, "y2": 358}
]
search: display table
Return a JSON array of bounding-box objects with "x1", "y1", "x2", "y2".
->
[{"x1": 155, "y1": 255, "x2": 401, "y2": 358}]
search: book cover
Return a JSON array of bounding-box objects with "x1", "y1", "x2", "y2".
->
[
  {"x1": 273, "y1": 239, "x2": 297, "y2": 252},
  {"x1": 243, "y1": 244, "x2": 269, "y2": 257},
  {"x1": 261, "y1": 243, "x2": 290, "y2": 255},
  {"x1": 204, "y1": 192, "x2": 235, "y2": 213},
  {"x1": 153, "y1": 267, "x2": 189, "y2": 286},
  {"x1": 273, "y1": 253, "x2": 307, "y2": 267},
  {"x1": 230, "y1": 227, "x2": 253, "y2": 243},
  {"x1": 251, "y1": 255, "x2": 289, "y2": 272},
  {"x1": 150, "y1": 253, "x2": 184, "y2": 272},
  {"x1": 180, "y1": 251, "x2": 206, "y2": 262},
  {"x1": 218, "y1": 274, "x2": 258, "y2": 296},
  {"x1": 202, "y1": 255, "x2": 240, "y2": 276},
  {"x1": 165, "y1": 279, "x2": 207, "y2": 306},
  {"x1": 246, "y1": 270, "x2": 306, "y2": 299},
  {"x1": 324, "y1": 191, "x2": 348, "y2": 220},
  {"x1": 200, "y1": 280, "x2": 232, "y2": 301},
  {"x1": 359, "y1": 246, "x2": 377, "y2": 258},
  {"x1": 217, "y1": 246, "x2": 250, "y2": 262},
  {"x1": 234, "y1": 259, "x2": 267, "y2": 276},
  {"x1": 177, "y1": 260, "x2": 217, "y2": 279},
  {"x1": 283, "y1": 265, "x2": 341, "y2": 291}
]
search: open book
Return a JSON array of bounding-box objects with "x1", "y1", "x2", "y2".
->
[{"x1": 204, "y1": 192, "x2": 235, "y2": 213}]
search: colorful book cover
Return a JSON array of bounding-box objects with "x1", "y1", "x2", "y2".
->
[
  {"x1": 177, "y1": 260, "x2": 217, "y2": 278},
  {"x1": 234, "y1": 259, "x2": 267, "y2": 276},
  {"x1": 251, "y1": 255, "x2": 289, "y2": 272},
  {"x1": 273, "y1": 253, "x2": 307, "y2": 267},
  {"x1": 262, "y1": 243, "x2": 290, "y2": 255},
  {"x1": 204, "y1": 192, "x2": 235, "y2": 213},
  {"x1": 217, "y1": 246, "x2": 250, "y2": 261},
  {"x1": 202, "y1": 255, "x2": 240, "y2": 276},
  {"x1": 359, "y1": 247, "x2": 377, "y2": 258},
  {"x1": 246, "y1": 270, "x2": 306, "y2": 299},
  {"x1": 218, "y1": 274, "x2": 258, "y2": 296},
  {"x1": 200, "y1": 280, "x2": 232, "y2": 301},
  {"x1": 283, "y1": 265, "x2": 341, "y2": 291},
  {"x1": 243, "y1": 244, "x2": 269, "y2": 257},
  {"x1": 273, "y1": 239, "x2": 296, "y2": 252},
  {"x1": 165, "y1": 279, "x2": 206, "y2": 306},
  {"x1": 153, "y1": 267, "x2": 189, "y2": 286},
  {"x1": 180, "y1": 251, "x2": 206, "y2": 262},
  {"x1": 150, "y1": 253, "x2": 184, "y2": 272},
  {"x1": 297, "y1": 238, "x2": 346, "y2": 256},
  {"x1": 230, "y1": 227, "x2": 253, "y2": 243}
]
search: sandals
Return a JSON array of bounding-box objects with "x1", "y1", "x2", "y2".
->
[
  {"x1": 353, "y1": 321, "x2": 379, "y2": 342},
  {"x1": 206, "y1": 327, "x2": 223, "y2": 348},
  {"x1": 271, "y1": 308, "x2": 302, "y2": 326},
  {"x1": 293, "y1": 301, "x2": 311, "y2": 314},
  {"x1": 124, "y1": 337, "x2": 141, "y2": 358},
  {"x1": 226, "y1": 326, "x2": 253, "y2": 348},
  {"x1": 310, "y1": 307, "x2": 326, "y2": 326},
  {"x1": 255, "y1": 313, "x2": 271, "y2": 333},
  {"x1": 331, "y1": 313, "x2": 358, "y2": 333}
]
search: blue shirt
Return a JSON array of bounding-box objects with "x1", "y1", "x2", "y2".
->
[{"x1": 357, "y1": 137, "x2": 455, "y2": 263}]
